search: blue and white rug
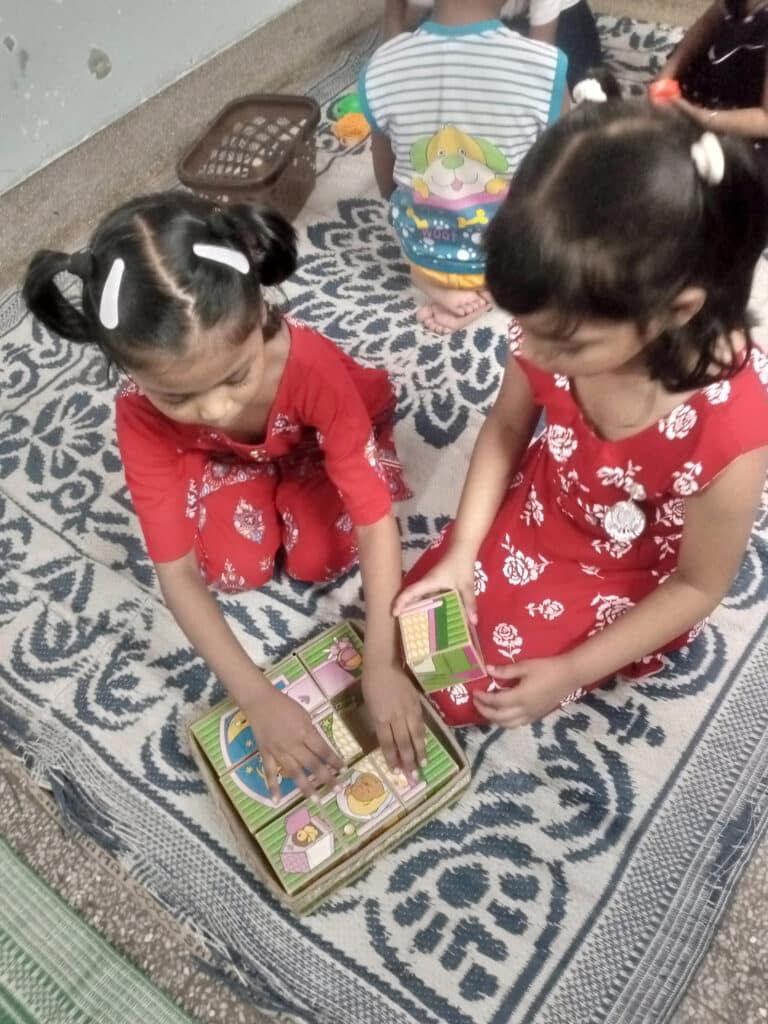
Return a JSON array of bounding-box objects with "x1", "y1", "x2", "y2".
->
[{"x1": 2, "y1": 16, "x2": 768, "y2": 1024}]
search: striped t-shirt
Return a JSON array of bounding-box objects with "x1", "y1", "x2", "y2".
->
[{"x1": 359, "y1": 19, "x2": 567, "y2": 274}]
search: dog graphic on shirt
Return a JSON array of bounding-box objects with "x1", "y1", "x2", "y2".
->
[{"x1": 409, "y1": 125, "x2": 509, "y2": 208}]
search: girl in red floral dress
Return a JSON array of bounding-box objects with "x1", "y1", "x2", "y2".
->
[
  {"x1": 24, "y1": 193, "x2": 425, "y2": 791},
  {"x1": 395, "y1": 100, "x2": 768, "y2": 727}
]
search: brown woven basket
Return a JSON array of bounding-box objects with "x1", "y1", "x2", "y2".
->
[{"x1": 177, "y1": 94, "x2": 321, "y2": 221}]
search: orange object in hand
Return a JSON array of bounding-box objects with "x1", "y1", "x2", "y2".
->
[{"x1": 649, "y1": 78, "x2": 682, "y2": 104}]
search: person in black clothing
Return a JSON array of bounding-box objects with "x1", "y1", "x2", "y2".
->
[{"x1": 658, "y1": 0, "x2": 768, "y2": 179}]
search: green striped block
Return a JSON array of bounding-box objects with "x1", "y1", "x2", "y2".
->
[
  {"x1": 421, "y1": 727, "x2": 459, "y2": 791},
  {"x1": 189, "y1": 699, "x2": 235, "y2": 776},
  {"x1": 399, "y1": 590, "x2": 486, "y2": 693},
  {"x1": 267, "y1": 654, "x2": 311, "y2": 688},
  {"x1": 434, "y1": 590, "x2": 470, "y2": 650}
]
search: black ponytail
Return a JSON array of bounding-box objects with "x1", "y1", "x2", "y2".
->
[
  {"x1": 23, "y1": 249, "x2": 95, "y2": 343},
  {"x1": 22, "y1": 191, "x2": 300, "y2": 369},
  {"x1": 208, "y1": 204, "x2": 297, "y2": 286}
]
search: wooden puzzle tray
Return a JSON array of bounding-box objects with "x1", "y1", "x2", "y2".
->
[{"x1": 188, "y1": 622, "x2": 470, "y2": 914}]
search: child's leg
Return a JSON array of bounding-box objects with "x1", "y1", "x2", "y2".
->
[
  {"x1": 195, "y1": 468, "x2": 281, "y2": 591},
  {"x1": 556, "y1": 0, "x2": 602, "y2": 88},
  {"x1": 276, "y1": 470, "x2": 358, "y2": 583},
  {"x1": 410, "y1": 265, "x2": 491, "y2": 335}
]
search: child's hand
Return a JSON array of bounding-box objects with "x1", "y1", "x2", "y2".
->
[
  {"x1": 363, "y1": 663, "x2": 426, "y2": 779},
  {"x1": 241, "y1": 689, "x2": 344, "y2": 800},
  {"x1": 392, "y1": 546, "x2": 478, "y2": 625},
  {"x1": 472, "y1": 657, "x2": 577, "y2": 728}
]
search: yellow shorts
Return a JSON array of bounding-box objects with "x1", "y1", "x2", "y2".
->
[{"x1": 409, "y1": 262, "x2": 485, "y2": 290}]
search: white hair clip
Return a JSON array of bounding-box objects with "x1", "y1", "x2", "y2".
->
[
  {"x1": 572, "y1": 78, "x2": 607, "y2": 105},
  {"x1": 99, "y1": 258, "x2": 125, "y2": 330},
  {"x1": 690, "y1": 131, "x2": 725, "y2": 186},
  {"x1": 192, "y1": 243, "x2": 249, "y2": 274}
]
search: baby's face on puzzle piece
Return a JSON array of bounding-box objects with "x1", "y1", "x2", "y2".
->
[
  {"x1": 129, "y1": 320, "x2": 268, "y2": 433},
  {"x1": 514, "y1": 311, "x2": 652, "y2": 379}
]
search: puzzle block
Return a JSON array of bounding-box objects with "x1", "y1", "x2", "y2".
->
[
  {"x1": 398, "y1": 590, "x2": 486, "y2": 693},
  {"x1": 334, "y1": 755, "x2": 407, "y2": 838},
  {"x1": 191, "y1": 654, "x2": 313, "y2": 777},
  {"x1": 313, "y1": 707, "x2": 363, "y2": 765},
  {"x1": 190, "y1": 699, "x2": 236, "y2": 777},
  {"x1": 296, "y1": 622, "x2": 364, "y2": 701},
  {"x1": 365, "y1": 726, "x2": 458, "y2": 807},
  {"x1": 219, "y1": 752, "x2": 302, "y2": 834},
  {"x1": 256, "y1": 797, "x2": 359, "y2": 894}
]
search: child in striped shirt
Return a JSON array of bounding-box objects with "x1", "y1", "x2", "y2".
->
[{"x1": 361, "y1": 0, "x2": 569, "y2": 334}]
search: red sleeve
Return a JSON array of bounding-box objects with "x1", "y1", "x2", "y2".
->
[
  {"x1": 115, "y1": 394, "x2": 201, "y2": 563},
  {"x1": 690, "y1": 356, "x2": 768, "y2": 491},
  {"x1": 287, "y1": 330, "x2": 394, "y2": 526}
]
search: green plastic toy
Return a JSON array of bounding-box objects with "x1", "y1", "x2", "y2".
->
[{"x1": 329, "y1": 93, "x2": 363, "y2": 121}]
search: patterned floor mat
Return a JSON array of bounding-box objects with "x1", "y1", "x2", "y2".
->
[{"x1": 2, "y1": 15, "x2": 768, "y2": 1024}]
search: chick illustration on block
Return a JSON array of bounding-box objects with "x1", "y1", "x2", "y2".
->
[{"x1": 397, "y1": 590, "x2": 486, "y2": 693}]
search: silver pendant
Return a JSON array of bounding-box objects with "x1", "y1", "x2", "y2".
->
[{"x1": 603, "y1": 499, "x2": 646, "y2": 543}]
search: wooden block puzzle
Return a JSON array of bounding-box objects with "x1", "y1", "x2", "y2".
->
[
  {"x1": 397, "y1": 590, "x2": 487, "y2": 693},
  {"x1": 190, "y1": 621, "x2": 463, "y2": 900},
  {"x1": 294, "y1": 622, "x2": 364, "y2": 701}
]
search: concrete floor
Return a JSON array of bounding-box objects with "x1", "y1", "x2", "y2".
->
[{"x1": 2, "y1": 1, "x2": 767, "y2": 1022}]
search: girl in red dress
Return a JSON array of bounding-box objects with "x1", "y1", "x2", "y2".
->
[
  {"x1": 23, "y1": 193, "x2": 425, "y2": 791},
  {"x1": 395, "y1": 100, "x2": 768, "y2": 727}
]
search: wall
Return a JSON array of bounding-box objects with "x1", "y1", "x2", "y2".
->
[{"x1": 0, "y1": 0, "x2": 300, "y2": 193}]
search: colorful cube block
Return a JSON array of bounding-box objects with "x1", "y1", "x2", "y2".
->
[
  {"x1": 398, "y1": 590, "x2": 486, "y2": 693},
  {"x1": 256, "y1": 795, "x2": 359, "y2": 894},
  {"x1": 219, "y1": 752, "x2": 302, "y2": 834},
  {"x1": 296, "y1": 622, "x2": 364, "y2": 701},
  {"x1": 313, "y1": 707, "x2": 363, "y2": 765}
]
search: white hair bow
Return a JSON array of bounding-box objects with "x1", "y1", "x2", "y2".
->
[
  {"x1": 572, "y1": 78, "x2": 607, "y2": 105},
  {"x1": 690, "y1": 131, "x2": 725, "y2": 186}
]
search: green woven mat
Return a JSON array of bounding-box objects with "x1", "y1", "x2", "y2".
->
[{"x1": 0, "y1": 838, "x2": 194, "y2": 1024}]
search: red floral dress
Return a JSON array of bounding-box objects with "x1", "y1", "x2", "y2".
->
[
  {"x1": 116, "y1": 318, "x2": 410, "y2": 589},
  {"x1": 407, "y1": 323, "x2": 768, "y2": 726}
]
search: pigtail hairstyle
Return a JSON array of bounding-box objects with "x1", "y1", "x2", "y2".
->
[
  {"x1": 23, "y1": 249, "x2": 96, "y2": 344},
  {"x1": 23, "y1": 192, "x2": 299, "y2": 370},
  {"x1": 208, "y1": 204, "x2": 298, "y2": 287},
  {"x1": 484, "y1": 100, "x2": 768, "y2": 391}
]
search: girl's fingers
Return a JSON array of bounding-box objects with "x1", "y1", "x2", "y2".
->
[
  {"x1": 279, "y1": 755, "x2": 317, "y2": 799},
  {"x1": 261, "y1": 753, "x2": 284, "y2": 801},
  {"x1": 478, "y1": 705, "x2": 528, "y2": 728},
  {"x1": 391, "y1": 716, "x2": 419, "y2": 780},
  {"x1": 304, "y1": 728, "x2": 344, "y2": 773},
  {"x1": 297, "y1": 748, "x2": 338, "y2": 793},
  {"x1": 377, "y1": 722, "x2": 400, "y2": 772},
  {"x1": 407, "y1": 710, "x2": 428, "y2": 769},
  {"x1": 392, "y1": 578, "x2": 446, "y2": 616}
]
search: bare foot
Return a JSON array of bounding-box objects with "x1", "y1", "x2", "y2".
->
[
  {"x1": 411, "y1": 266, "x2": 489, "y2": 317},
  {"x1": 416, "y1": 303, "x2": 489, "y2": 335}
]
